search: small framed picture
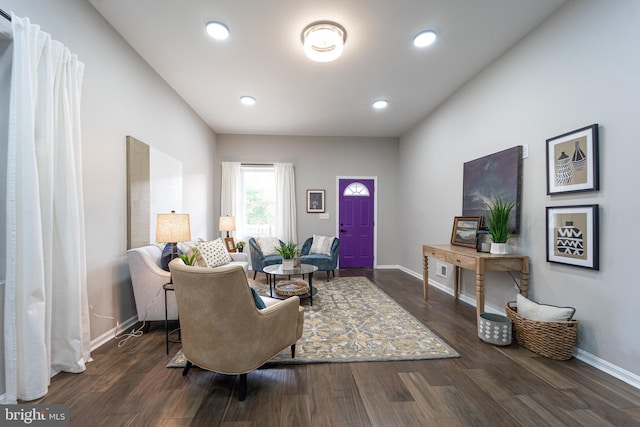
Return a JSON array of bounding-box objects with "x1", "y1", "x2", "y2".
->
[
  {"x1": 546, "y1": 124, "x2": 599, "y2": 194},
  {"x1": 546, "y1": 205, "x2": 599, "y2": 270},
  {"x1": 450, "y1": 216, "x2": 482, "y2": 248},
  {"x1": 307, "y1": 190, "x2": 325, "y2": 213},
  {"x1": 224, "y1": 237, "x2": 236, "y2": 253}
]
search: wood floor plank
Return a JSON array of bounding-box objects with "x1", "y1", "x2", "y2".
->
[
  {"x1": 350, "y1": 362, "x2": 404, "y2": 426},
  {"x1": 391, "y1": 401, "x2": 465, "y2": 427},
  {"x1": 281, "y1": 394, "x2": 311, "y2": 426},
  {"x1": 306, "y1": 362, "x2": 371, "y2": 426},
  {"x1": 398, "y1": 371, "x2": 456, "y2": 420},
  {"x1": 564, "y1": 408, "x2": 616, "y2": 427},
  {"x1": 434, "y1": 383, "x2": 515, "y2": 427},
  {"x1": 496, "y1": 395, "x2": 565, "y2": 427},
  {"x1": 517, "y1": 394, "x2": 584, "y2": 427}
]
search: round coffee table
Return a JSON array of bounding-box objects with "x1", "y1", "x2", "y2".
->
[{"x1": 263, "y1": 263, "x2": 318, "y2": 306}]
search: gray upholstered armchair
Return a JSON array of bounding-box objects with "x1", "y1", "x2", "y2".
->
[
  {"x1": 300, "y1": 236, "x2": 340, "y2": 280},
  {"x1": 169, "y1": 260, "x2": 304, "y2": 401},
  {"x1": 249, "y1": 237, "x2": 284, "y2": 279}
]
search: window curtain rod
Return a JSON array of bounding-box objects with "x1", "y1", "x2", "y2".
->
[
  {"x1": 0, "y1": 8, "x2": 11, "y2": 22},
  {"x1": 241, "y1": 163, "x2": 273, "y2": 167}
]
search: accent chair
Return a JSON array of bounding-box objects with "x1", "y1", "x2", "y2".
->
[
  {"x1": 249, "y1": 237, "x2": 284, "y2": 279},
  {"x1": 300, "y1": 236, "x2": 340, "y2": 280},
  {"x1": 169, "y1": 260, "x2": 304, "y2": 401}
]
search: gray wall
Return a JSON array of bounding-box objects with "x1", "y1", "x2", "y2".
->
[
  {"x1": 2, "y1": 0, "x2": 218, "y2": 343},
  {"x1": 399, "y1": 0, "x2": 640, "y2": 380},
  {"x1": 216, "y1": 134, "x2": 399, "y2": 266}
]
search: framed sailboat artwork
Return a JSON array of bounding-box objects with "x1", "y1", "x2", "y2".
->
[{"x1": 546, "y1": 124, "x2": 599, "y2": 195}]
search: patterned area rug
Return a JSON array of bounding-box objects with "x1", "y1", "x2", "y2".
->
[{"x1": 167, "y1": 276, "x2": 458, "y2": 367}]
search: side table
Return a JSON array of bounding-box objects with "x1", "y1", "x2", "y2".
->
[
  {"x1": 163, "y1": 283, "x2": 181, "y2": 354},
  {"x1": 422, "y1": 244, "x2": 529, "y2": 321}
]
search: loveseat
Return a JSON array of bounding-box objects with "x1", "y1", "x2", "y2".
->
[{"x1": 126, "y1": 242, "x2": 249, "y2": 323}]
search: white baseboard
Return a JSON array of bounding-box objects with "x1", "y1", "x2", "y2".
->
[
  {"x1": 90, "y1": 315, "x2": 139, "y2": 351},
  {"x1": 376, "y1": 264, "x2": 403, "y2": 271},
  {"x1": 393, "y1": 265, "x2": 640, "y2": 391},
  {"x1": 573, "y1": 348, "x2": 640, "y2": 389}
]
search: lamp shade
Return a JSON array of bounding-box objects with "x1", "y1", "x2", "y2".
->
[
  {"x1": 156, "y1": 211, "x2": 191, "y2": 243},
  {"x1": 219, "y1": 216, "x2": 236, "y2": 232}
]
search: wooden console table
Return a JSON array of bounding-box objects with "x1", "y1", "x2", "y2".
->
[{"x1": 422, "y1": 244, "x2": 529, "y2": 318}]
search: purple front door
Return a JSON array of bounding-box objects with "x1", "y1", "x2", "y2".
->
[{"x1": 338, "y1": 179, "x2": 374, "y2": 268}]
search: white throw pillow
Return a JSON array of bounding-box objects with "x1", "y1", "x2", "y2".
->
[
  {"x1": 255, "y1": 237, "x2": 282, "y2": 256},
  {"x1": 195, "y1": 238, "x2": 232, "y2": 268},
  {"x1": 516, "y1": 294, "x2": 575, "y2": 322},
  {"x1": 310, "y1": 235, "x2": 334, "y2": 256}
]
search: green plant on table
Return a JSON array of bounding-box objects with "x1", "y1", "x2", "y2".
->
[
  {"x1": 178, "y1": 248, "x2": 200, "y2": 266},
  {"x1": 486, "y1": 197, "x2": 516, "y2": 243},
  {"x1": 235, "y1": 240, "x2": 246, "y2": 249},
  {"x1": 275, "y1": 241, "x2": 298, "y2": 259}
]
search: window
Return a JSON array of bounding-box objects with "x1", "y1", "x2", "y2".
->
[
  {"x1": 343, "y1": 182, "x2": 370, "y2": 197},
  {"x1": 239, "y1": 166, "x2": 275, "y2": 238}
]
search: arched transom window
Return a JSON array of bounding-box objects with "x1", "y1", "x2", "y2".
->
[{"x1": 343, "y1": 182, "x2": 370, "y2": 197}]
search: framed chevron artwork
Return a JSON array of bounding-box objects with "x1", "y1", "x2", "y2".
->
[{"x1": 546, "y1": 204, "x2": 599, "y2": 270}]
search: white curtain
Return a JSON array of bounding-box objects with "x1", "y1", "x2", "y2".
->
[
  {"x1": 220, "y1": 161, "x2": 241, "y2": 237},
  {"x1": 3, "y1": 14, "x2": 90, "y2": 403},
  {"x1": 275, "y1": 163, "x2": 297, "y2": 243}
]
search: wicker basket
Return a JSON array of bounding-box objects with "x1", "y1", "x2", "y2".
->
[
  {"x1": 275, "y1": 280, "x2": 309, "y2": 297},
  {"x1": 505, "y1": 301, "x2": 578, "y2": 361}
]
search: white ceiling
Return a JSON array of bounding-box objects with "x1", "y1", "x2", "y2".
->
[{"x1": 88, "y1": 0, "x2": 566, "y2": 138}]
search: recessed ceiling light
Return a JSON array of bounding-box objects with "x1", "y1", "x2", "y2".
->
[
  {"x1": 240, "y1": 96, "x2": 256, "y2": 106},
  {"x1": 206, "y1": 21, "x2": 230, "y2": 40},
  {"x1": 372, "y1": 100, "x2": 388, "y2": 109},
  {"x1": 301, "y1": 21, "x2": 347, "y2": 62},
  {"x1": 413, "y1": 30, "x2": 437, "y2": 48}
]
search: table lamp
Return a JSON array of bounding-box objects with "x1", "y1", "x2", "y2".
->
[
  {"x1": 219, "y1": 215, "x2": 236, "y2": 252},
  {"x1": 156, "y1": 211, "x2": 191, "y2": 260}
]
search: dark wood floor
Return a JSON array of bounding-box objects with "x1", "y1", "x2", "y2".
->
[{"x1": 34, "y1": 269, "x2": 640, "y2": 426}]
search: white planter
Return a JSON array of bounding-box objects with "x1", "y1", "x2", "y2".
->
[
  {"x1": 282, "y1": 258, "x2": 295, "y2": 270},
  {"x1": 490, "y1": 243, "x2": 508, "y2": 255}
]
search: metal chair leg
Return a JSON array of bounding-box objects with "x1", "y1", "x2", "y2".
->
[
  {"x1": 182, "y1": 360, "x2": 192, "y2": 376},
  {"x1": 238, "y1": 373, "x2": 247, "y2": 401}
]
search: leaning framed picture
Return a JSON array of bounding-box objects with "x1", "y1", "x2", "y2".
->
[
  {"x1": 546, "y1": 124, "x2": 599, "y2": 194},
  {"x1": 546, "y1": 205, "x2": 599, "y2": 270},
  {"x1": 224, "y1": 237, "x2": 236, "y2": 253},
  {"x1": 450, "y1": 216, "x2": 482, "y2": 248},
  {"x1": 307, "y1": 189, "x2": 325, "y2": 213}
]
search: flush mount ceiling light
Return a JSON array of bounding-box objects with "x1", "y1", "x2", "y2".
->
[
  {"x1": 372, "y1": 100, "x2": 389, "y2": 109},
  {"x1": 301, "y1": 21, "x2": 347, "y2": 62},
  {"x1": 240, "y1": 96, "x2": 256, "y2": 106},
  {"x1": 206, "y1": 21, "x2": 230, "y2": 40},
  {"x1": 413, "y1": 30, "x2": 437, "y2": 47}
]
